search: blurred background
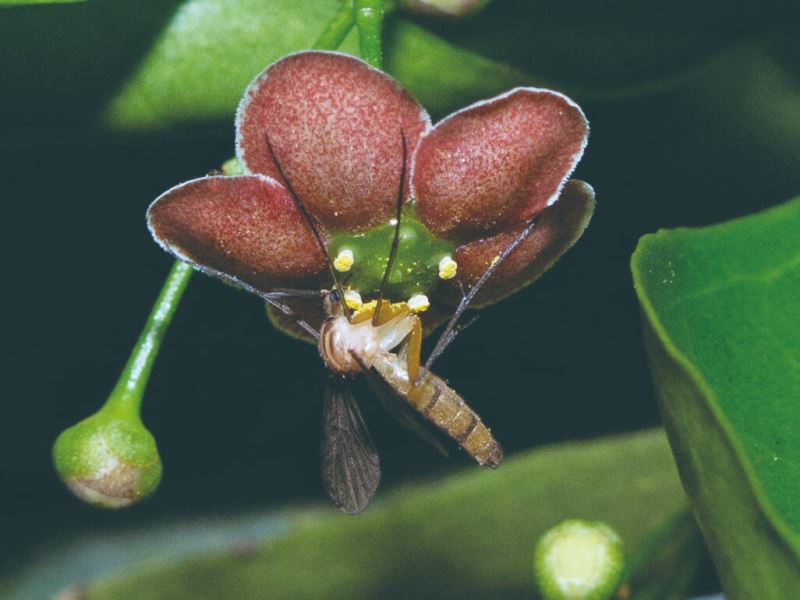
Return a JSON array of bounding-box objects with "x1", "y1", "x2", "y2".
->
[{"x1": 1, "y1": 0, "x2": 799, "y2": 596}]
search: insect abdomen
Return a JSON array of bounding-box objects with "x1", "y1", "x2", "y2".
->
[{"x1": 372, "y1": 356, "x2": 502, "y2": 467}]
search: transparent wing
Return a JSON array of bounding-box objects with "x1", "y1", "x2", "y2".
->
[{"x1": 321, "y1": 376, "x2": 381, "y2": 515}]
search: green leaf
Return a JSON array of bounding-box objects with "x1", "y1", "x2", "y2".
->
[
  {"x1": 4, "y1": 1, "x2": 794, "y2": 141},
  {"x1": 27, "y1": 430, "x2": 683, "y2": 599},
  {"x1": 102, "y1": 0, "x2": 531, "y2": 130},
  {"x1": 632, "y1": 197, "x2": 800, "y2": 598}
]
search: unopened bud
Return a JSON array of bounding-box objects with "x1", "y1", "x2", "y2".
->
[
  {"x1": 53, "y1": 410, "x2": 162, "y2": 509},
  {"x1": 221, "y1": 157, "x2": 244, "y2": 176},
  {"x1": 400, "y1": 0, "x2": 490, "y2": 18},
  {"x1": 534, "y1": 519, "x2": 625, "y2": 600}
]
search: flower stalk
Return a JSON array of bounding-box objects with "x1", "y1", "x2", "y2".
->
[
  {"x1": 106, "y1": 260, "x2": 192, "y2": 418},
  {"x1": 355, "y1": 0, "x2": 385, "y2": 69}
]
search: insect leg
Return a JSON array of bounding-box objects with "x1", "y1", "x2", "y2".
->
[{"x1": 419, "y1": 214, "x2": 542, "y2": 382}]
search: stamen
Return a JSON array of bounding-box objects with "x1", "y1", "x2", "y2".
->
[
  {"x1": 344, "y1": 290, "x2": 363, "y2": 310},
  {"x1": 333, "y1": 248, "x2": 354, "y2": 272},
  {"x1": 407, "y1": 294, "x2": 430, "y2": 313},
  {"x1": 438, "y1": 256, "x2": 458, "y2": 280}
]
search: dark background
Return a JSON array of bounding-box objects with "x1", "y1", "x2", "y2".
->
[{"x1": 2, "y1": 0, "x2": 799, "y2": 588}]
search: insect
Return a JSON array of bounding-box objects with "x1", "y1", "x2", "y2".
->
[{"x1": 246, "y1": 132, "x2": 543, "y2": 514}]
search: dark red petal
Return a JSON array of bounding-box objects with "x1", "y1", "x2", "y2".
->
[
  {"x1": 148, "y1": 175, "x2": 326, "y2": 291},
  {"x1": 236, "y1": 51, "x2": 430, "y2": 231},
  {"x1": 412, "y1": 88, "x2": 588, "y2": 241},
  {"x1": 435, "y1": 180, "x2": 595, "y2": 307}
]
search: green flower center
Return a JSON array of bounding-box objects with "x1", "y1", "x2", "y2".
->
[{"x1": 329, "y1": 206, "x2": 455, "y2": 301}]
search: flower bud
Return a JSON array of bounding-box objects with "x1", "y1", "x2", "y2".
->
[
  {"x1": 221, "y1": 157, "x2": 244, "y2": 176},
  {"x1": 400, "y1": 0, "x2": 490, "y2": 18},
  {"x1": 52, "y1": 410, "x2": 162, "y2": 509},
  {"x1": 534, "y1": 519, "x2": 625, "y2": 600}
]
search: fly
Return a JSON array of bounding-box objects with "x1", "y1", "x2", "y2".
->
[{"x1": 245, "y1": 130, "x2": 541, "y2": 515}]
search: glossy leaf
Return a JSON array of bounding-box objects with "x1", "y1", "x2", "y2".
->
[
  {"x1": 632, "y1": 196, "x2": 800, "y2": 598},
  {"x1": 103, "y1": 0, "x2": 531, "y2": 130},
  {"x1": 10, "y1": 430, "x2": 686, "y2": 599},
  {"x1": 7, "y1": 0, "x2": 782, "y2": 140}
]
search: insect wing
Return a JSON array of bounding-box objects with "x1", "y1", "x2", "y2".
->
[{"x1": 321, "y1": 377, "x2": 381, "y2": 515}]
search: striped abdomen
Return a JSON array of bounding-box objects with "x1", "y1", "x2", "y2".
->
[{"x1": 372, "y1": 354, "x2": 502, "y2": 467}]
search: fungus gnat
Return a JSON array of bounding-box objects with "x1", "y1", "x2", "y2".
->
[{"x1": 245, "y1": 132, "x2": 542, "y2": 515}]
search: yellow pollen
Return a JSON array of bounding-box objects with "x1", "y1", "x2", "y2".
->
[
  {"x1": 490, "y1": 255, "x2": 500, "y2": 267},
  {"x1": 407, "y1": 294, "x2": 430, "y2": 313},
  {"x1": 353, "y1": 300, "x2": 378, "y2": 319},
  {"x1": 438, "y1": 256, "x2": 458, "y2": 280},
  {"x1": 343, "y1": 290, "x2": 363, "y2": 310},
  {"x1": 333, "y1": 248, "x2": 354, "y2": 272}
]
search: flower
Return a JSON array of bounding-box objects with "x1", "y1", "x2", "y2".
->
[{"x1": 148, "y1": 51, "x2": 594, "y2": 338}]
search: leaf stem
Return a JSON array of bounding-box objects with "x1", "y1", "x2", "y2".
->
[
  {"x1": 104, "y1": 261, "x2": 192, "y2": 418},
  {"x1": 355, "y1": 0, "x2": 385, "y2": 69},
  {"x1": 312, "y1": 0, "x2": 356, "y2": 51}
]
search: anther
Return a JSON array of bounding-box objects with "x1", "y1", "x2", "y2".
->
[
  {"x1": 333, "y1": 248, "x2": 354, "y2": 272},
  {"x1": 344, "y1": 290, "x2": 363, "y2": 310},
  {"x1": 407, "y1": 294, "x2": 430, "y2": 313},
  {"x1": 438, "y1": 256, "x2": 458, "y2": 280}
]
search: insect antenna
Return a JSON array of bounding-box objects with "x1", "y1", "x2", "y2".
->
[
  {"x1": 227, "y1": 276, "x2": 321, "y2": 340},
  {"x1": 373, "y1": 131, "x2": 407, "y2": 325},
  {"x1": 267, "y1": 288, "x2": 327, "y2": 299},
  {"x1": 264, "y1": 133, "x2": 352, "y2": 320},
  {"x1": 419, "y1": 214, "x2": 543, "y2": 381}
]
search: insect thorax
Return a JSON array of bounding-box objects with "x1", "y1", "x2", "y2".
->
[{"x1": 318, "y1": 300, "x2": 418, "y2": 376}]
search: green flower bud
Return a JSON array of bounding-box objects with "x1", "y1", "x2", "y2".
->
[
  {"x1": 53, "y1": 410, "x2": 162, "y2": 509},
  {"x1": 221, "y1": 157, "x2": 245, "y2": 176},
  {"x1": 52, "y1": 261, "x2": 190, "y2": 509},
  {"x1": 534, "y1": 519, "x2": 625, "y2": 600}
]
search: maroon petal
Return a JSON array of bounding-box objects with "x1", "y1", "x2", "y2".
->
[
  {"x1": 436, "y1": 180, "x2": 595, "y2": 307},
  {"x1": 148, "y1": 175, "x2": 327, "y2": 291},
  {"x1": 236, "y1": 51, "x2": 430, "y2": 231},
  {"x1": 412, "y1": 88, "x2": 588, "y2": 241}
]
